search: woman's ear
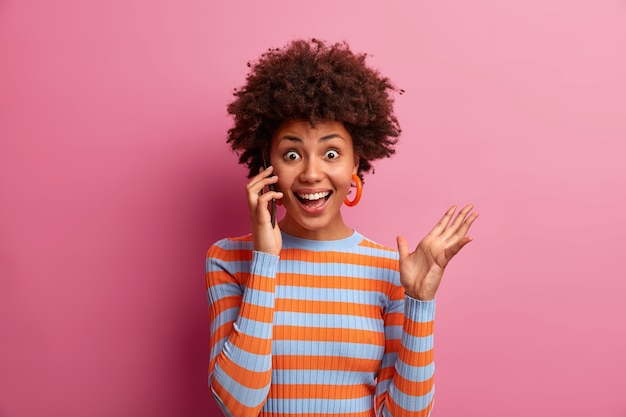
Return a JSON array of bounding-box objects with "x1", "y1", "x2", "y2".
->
[{"x1": 352, "y1": 156, "x2": 360, "y2": 175}]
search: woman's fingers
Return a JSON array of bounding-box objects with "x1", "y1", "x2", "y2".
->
[
  {"x1": 246, "y1": 166, "x2": 280, "y2": 204},
  {"x1": 443, "y1": 204, "x2": 474, "y2": 236},
  {"x1": 444, "y1": 207, "x2": 479, "y2": 259},
  {"x1": 246, "y1": 166, "x2": 283, "y2": 230},
  {"x1": 256, "y1": 190, "x2": 282, "y2": 214},
  {"x1": 434, "y1": 205, "x2": 474, "y2": 233},
  {"x1": 454, "y1": 210, "x2": 479, "y2": 239},
  {"x1": 396, "y1": 236, "x2": 410, "y2": 261},
  {"x1": 430, "y1": 205, "x2": 456, "y2": 236},
  {"x1": 246, "y1": 166, "x2": 275, "y2": 193},
  {"x1": 431, "y1": 204, "x2": 479, "y2": 247}
]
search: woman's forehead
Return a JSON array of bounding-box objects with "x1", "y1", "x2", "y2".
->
[{"x1": 272, "y1": 120, "x2": 351, "y2": 141}]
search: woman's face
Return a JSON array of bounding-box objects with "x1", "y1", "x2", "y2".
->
[{"x1": 270, "y1": 119, "x2": 359, "y2": 240}]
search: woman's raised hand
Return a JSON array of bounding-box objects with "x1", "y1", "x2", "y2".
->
[
  {"x1": 396, "y1": 205, "x2": 479, "y2": 301},
  {"x1": 246, "y1": 166, "x2": 284, "y2": 256}
]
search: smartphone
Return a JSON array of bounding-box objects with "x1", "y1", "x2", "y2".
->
[{"x1": 262, "y1": 155, "x2": 277, "y2": 228}]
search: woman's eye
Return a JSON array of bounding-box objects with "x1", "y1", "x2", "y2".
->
[
  {"x1": 325, "y1": 150, "x2": 339, "y2": 159},
  {"x1": 284, "y1": 151, "x2": 300, "y2": 161}
]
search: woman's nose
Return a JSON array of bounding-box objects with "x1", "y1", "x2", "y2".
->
[{"x1": 299, "y1": 158, "x2": 323, "y2": 182}]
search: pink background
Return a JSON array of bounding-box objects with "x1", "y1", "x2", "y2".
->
[{"x1": 1, "y1": 0, "x2": 625, "y2": 416}]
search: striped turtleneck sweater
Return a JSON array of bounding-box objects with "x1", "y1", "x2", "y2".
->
[{"x1": 205, "y1": 231, "x2": 436, "y2": 417}]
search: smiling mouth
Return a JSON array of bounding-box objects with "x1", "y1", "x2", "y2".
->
[{"x1": 295, "y1": 191, "x2": 332, "y2": 208}]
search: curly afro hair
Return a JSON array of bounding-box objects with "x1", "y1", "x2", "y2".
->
[{"x1": 226, "y1": 38, "x2": 402, "y2": 180}]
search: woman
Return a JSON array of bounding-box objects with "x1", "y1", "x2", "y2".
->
[{"x1": 206, "y1": 38, "x2": 478, "y2": 417}]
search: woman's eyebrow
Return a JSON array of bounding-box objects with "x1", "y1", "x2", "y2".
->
[
  {"x1": 280, "y1": 135, "x2": 302, "y2": 143},
  {"x1": 280, "y1": 133, "x2": 345, "y2": 143},
  {"x1": 320, "y1": 134, "x2": 345, "y2": 142}
]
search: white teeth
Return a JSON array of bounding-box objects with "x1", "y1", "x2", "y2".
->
[{"x1": 297, "y1": 192, "x2": 330, "y2": 200}]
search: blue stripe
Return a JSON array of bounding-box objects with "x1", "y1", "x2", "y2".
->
[
  {"x1": 380, "y1": 352, "x2": 399, "y2": 370},
  {"x1": 241, "y1": 287, "x2": 275, "y2": 308},
  {"x1": 233, "y1": 317, "x2": 272, "y2": 339},
  {"x1": 395, "y1": 358, "x2": 435, "y2": 383},
  {"x1": 280, "y1": 231, "x2": 399, "y2": 261},
  {"x1": 211, "y1": 259, "x2": 398, "y2": 279},
  {"x1": 277, "y1": 286, "x2": 390, "y2": 304},
  {"x1": 402, "y1": 334, "x2": 434, "y2": 353},
  {"x1": 215, "y1": 237, "x2": 254, "y2": 251},
  {"x1": 384, "y1": 324, "x2": 403, "y2": 340},
  {"x1": 272, "y1": 369, "x2": 375, "y2": 385},
  {"x1": 208, "y1": 283, "x2": 243, "y2": 298},
  {"x1": 210, "y1": 234, "x2": 398, "y2": 259},
  {"x1": 210, "y1": 307, "x2": 238, "y2": 338},
  {"x1": 274, "y1": 340, "x2": 384, "y2": 359},
  {"x1": 250, "y1": 251, "x2": 280, "y2": 276},
  {"x1": 388, "y1": 382, "x2": 434, "y2": 412},
  {"x1": 264, "y1": 396, "x2": 373, "y2": 414},
  {"x1": 274, "y1": 311, "x2": 382, "y2": 329},
  {"x1": 278, "y1": 260, "x2": 397, "y2": 278},
  {"x1": 281, "y1": 231, "x2": 365, "y2": 251},
  {"x1": 209, "y1": 337, "x2": 227, "y2": 365},
  {"x1": 215, "y1": 343, "x2": 271, "y2": 372},
  {"x1": 212, "y1": 363, "x2": 269, "y2": 408},
  {"x1": 353, "y1": 246, "x2": 398, "y2": 259},
  {"x1": 404, "y1": 297, "x2": 436, "y2": 322}
]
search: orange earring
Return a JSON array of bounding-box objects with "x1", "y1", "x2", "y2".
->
[{"x1": 344, "y1": 174, "x2": 362, "y2": 207}]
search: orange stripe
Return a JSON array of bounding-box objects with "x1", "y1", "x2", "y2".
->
[
  {"x1": 212, "y1": 377, "x2": 263, "y2": 416},
  {"x1": 243, "y1": 274, "x2": 276, "y2": 291},
  {"x1": 227, "y1": 332, "x2": 272, "y2": 355},
  {"x1": 404, "y1": 319, "x2": 434, "y2": 338},
  {"x1": 388, "y1": 286, "x2": 406, "y2": 301},
  {"x1": 220, "y1": 361, "x2": 271, "y2": 390},
  {"x1": 207, "y1": 245, "x2": 253, "y2": 262},
  {"x1": 393, "y1": 373, "x2": 435, "y2": 397},
  {"x1": 274, "y1": 325, "x2": 383, "y2": 344},
  {"x1": 384, "y1": 338, "x2": 401, "y2": 353},
  {"x1": 358, "y1": 239, "x2": 394, "y2": 251},
  {"x1": 398, "y1": 347, "x2": 434, "y2": 367},
  {"x1": 210, "y1": 295, "x2": 241, "y2": 316},
  {"x1": 384, "y1": 311, "x2": 404, "y2": 326},
  {"x1": 208, "y1": 321, "x2": 235, "y2": 350},
  {"x1": 208, "y1": 268, "x2": 276, "y2": 289},
  {"x1": 278, "y1": 273, "x2": 389, "y2": 292},
  {"x1": 206, "y1": 269, "x2": 241, "y2": 287},
  {"x1": 280, "y1": 249, "x2": 396, "y2": 269},
  {"x1": 238, "y1": 303, "x2": 274, "y2": 323},
  {"x1": 377, "y1": 365, "x2": 395, "y2": 385},
  {"x1": 268, "y1": 383, "x2": 372, "y2": 400},
  {"x1": 276, "y1": 355, "x2": 380, "y2": 371},
  {"x1": 385, "y1": 392, "x2": 434, "y2": 417},
  {"x1": 228, "y1": 235, "x2": 253, "y2": 242},
  {"x1": 276, "y1": 299, "x2": 381, "y2": 318}
]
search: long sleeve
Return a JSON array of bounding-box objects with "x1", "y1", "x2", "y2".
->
[
  {"x1": 206, "y1": 238, "x2": 279, "y2": 417},
  {"x1": 376, "y1": 294, "x2": 436, "y2": 417}
]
